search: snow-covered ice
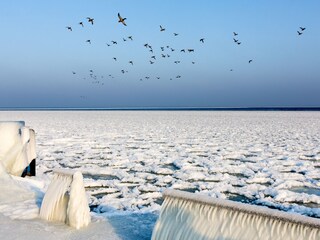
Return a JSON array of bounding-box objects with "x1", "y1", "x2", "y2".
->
[{"x1": 0, "y1": 111, "x2": 320, "y2": 238}]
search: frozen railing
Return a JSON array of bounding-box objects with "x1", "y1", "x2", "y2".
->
[
  {"x1": 40, "y1": 169, "x2": 91, "y2": 229},
  {"x1": 0, "y1": 121, "x2": 36, "y2": 176},
  {"x1": 152, "y1": 189, "x2": 320, "y2": 240}
]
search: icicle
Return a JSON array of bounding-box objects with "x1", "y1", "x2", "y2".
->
[{"x1": 152, "y1": 189, "x2": 320, "y2": 240}]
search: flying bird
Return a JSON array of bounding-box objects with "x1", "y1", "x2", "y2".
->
[
  {"x1": 297, "y1": 31, "x2": 303, "y2": 35},
  {"x1": 112, "y1": 41, "x2": 117, "y2": 44},
  {"x1": 233, "y1": 38, "x2": 239, "y2": 43},
  {"x1": 248, "y1": 59, "x2": 253, "y2": 63},
  {"x1": 87, "y1": 17, "x2": 94, "y2": 25},
  {"x1": 300, "y1": 27, "x2": 306, "y2": 31},
  {"x1": 144, "y1": 43, "x2": 149, "y2": 48},
  {"x1": 200, "y1": 38, "x2": 205, "y2": 43},
  {"x1": 151, "y1": 56, "x2": 156, "y2": 60},
  {"x1": 113, "y1": 57, "x2": 117, "y2": 61},
  {"x1": 171, "y1": 48, "x2": 175, "y2": 52},
  {"x1": 72, "y1": 71, "x2": 76, "y2": 74},
  {"x1": 121, "y1": 70, "x2": 125, "y2": 74},
  {"x1": 237, "y1": 42, "x2": 241, "y2": 45},
  {"x1": 160, "y1": 25, "x2": 165, "y2": 31},
  {"x1": 129, "y1": 61, "x2": 133, "y2": 65},
  {"x1": 150, "y1": 61, "x2": 155, "y2": 64},
  {"x1": 79, "y1": 22, "x2": 84, "y2": 27},
  {"x1": 123, "y1": 38, "x2": 127, "y2": 42},
  {"x1": 161, "y1": 54, "x2": 166, "y2": 58},
  {"x1": 106, "y1": 43, "x2": 110, "y2": 46},
  {"x1": 86, "y1": 40, "x2": 91, "y2": 44},
  {"x1": 118, "y1": 13, "x2": 127, "y2": 26},
  {"x1": 128, "y1": 36, "x2": 133, "y2": 40},
  {"x1": 157, "y1": 77, "x2": 160, "y2": 79},
  {"x1": 66, "y1": 26, "x2": 72, "y2": 31},
  {"x1": 188, "y1": 49, "x2": 194, "y2": 52},
  {"x1": 180, "y1": 49, "x2": 185, "y2": 52},
  {"x1": 161, "y1": 47, "x2": 165, "y2": 51},
  {"x1": 192, "y1": 61, "x2": 195, "y2": 64},
  {"x1": 233, "y1": 32, "x2": 238, "y2": 36},
  {"x1": 174, "y1": 33, "x2": 179, "y2": 36},
  {"x1": 174, "y1": 61, "x2": 180, "y2": 64}
]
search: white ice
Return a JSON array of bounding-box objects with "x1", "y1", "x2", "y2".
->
[{"x1": 0, "y1": 111, "x2": 319, "y2": 239}]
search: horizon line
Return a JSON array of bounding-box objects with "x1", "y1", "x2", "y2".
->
[{"x1": 1, "y1": 106, "x2": 320, "y2": 111}]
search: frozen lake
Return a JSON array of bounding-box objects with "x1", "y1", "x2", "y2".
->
[{"x1": 1, "y1": 111, "x2": 320, "y2": 238}]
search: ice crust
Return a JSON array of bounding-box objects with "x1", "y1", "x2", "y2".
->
[{"x1": 0, "y1": 111, "x2": 320, "y2": 225}]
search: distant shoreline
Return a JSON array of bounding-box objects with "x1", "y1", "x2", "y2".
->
[{"x1": 1, "y1": 107, "x2": 320, "y2": 111}]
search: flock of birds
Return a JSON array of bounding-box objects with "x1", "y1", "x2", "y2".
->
[
  {"x1": 65, "y1": 13, "x2": 307, "y2": 97},
  {"x1": 65, "y1": 13, "x2": 207, "y2": 88}
]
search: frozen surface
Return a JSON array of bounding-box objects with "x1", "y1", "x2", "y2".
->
[{"x1": 0, "y1": 111, "x2": 320, "y2": 238}]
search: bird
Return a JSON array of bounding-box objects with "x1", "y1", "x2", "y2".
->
[
  {"x1": 129, "y1": 61, "x2": 133, "y2": 65},
  {"x1": 128, "y1": 36, "x2": 133, "y2": 40},
  {"x1": 151, "y1": 56, "x2": 156, "y2": 60},
  {"x1": 145, "y1": 76, "x2": 150, "y2": 79},
  {"x1": 90, "y1": 70, "x2": 93, "y2": 73},
  {"x1": 300, "y1": 27, "x2": 306, "y2": 31},
  {"x1": 167, "y1": 54, "x2": 170, "y2": 57},
  {"x1": 72, "y1": 71, "x2": 76, "y2": 74},
  {"x1": 121, "y1": 70, "x2": 125, "y2": 74},
  {"x1": 297, "y1": 31, "x2": 303, "y2": 35},
  {"x1": 113, "y1": 57, "x2": 117, "y2": 61},
  {"x1": 200, "y1": 38, "x2": 205, "y2": 43},
  {"x1": 161, "y1": 54, "x2": 166, "y2": 58},
  {"x1": 237, "y1": 42, "x2": 241, "y2": 45},
  {"x1": 157, "y1": 77, "x2": 160, "y2": 79},
  {"x1": 106, "y1": 43, "x2": 110, "y2": 47},
  {"x1": 161, "y1": 47, "x2": 165, "y2": 51},
  {"x1": 112, "y1": 41, "x2": 117, "y2": 44},
  {"x1": 150, "y1": 61, "x2": 154, "y2": 64},
  {"x1": 176, "y1": 75, "x2": 181, "y2": 78},
  {"x1": 160, "y1": 25, "x2": 165, "y2": 31},
  {"x1": 233, "y1": 32, "x2": 238, "y2": 36},
  {"x1": 188, "y1": 49, "x2": 194, "y2": 52},
  {"x1": 144, "y1": 43, "x2": 149, "y2": 48},
  {"x1": 174, "y1": 61, "x2": 180, "y2": 64},
  {"x1": 171, "y1": 48, "x2": 175, "y2": 52},
  {"x1": 86, "y1": 40, "x2": 91, "y2": 44},
  {"x1": 248, "y1": 59, "x2": 253, "y2": 63},
  {"x1": 192, "y1": 61, "x2": 195, "y2": 64},
  {"x1": 118, "y1": 13, "x2": 127, "y2": 26},
  {"x1": 180, "y1": 49, "x2": 185, "y2": 52},
  {"x1": 87, "y1": 17, "x2": 94, "y2": 25},
  {"x1": 66, "y1": 26, "x2": 72, "y2": 31},
  {"x1": 79, "y1": 22, "x2": 84, "y2": 27},
  {"x1": 230, "y1": 69, "x2": 233, "y2": 71},
  {"x1": 123, "y1": 38, "x2": 127, "y2": 42},
  {"x1": 233, "y1": 38, "x2": 239, "y2": 43},
  {"x1": 149, "y1": 49, "x2": 153, "y2": 53},
  {"x1": 174, "y1": 33, "x2": 179, "y2": 36}
]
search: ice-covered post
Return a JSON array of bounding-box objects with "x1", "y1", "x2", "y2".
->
[
  {"x1": 40, "y1": 169, "x2": 91, "y2": 229},
  {"x1": 0, "y1": 121, "x2": 36, "y2": 176}
]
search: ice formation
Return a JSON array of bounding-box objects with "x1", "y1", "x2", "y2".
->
[
  {"x1": 0, "y1": 121, "x2": 36, "y2": 176},
  {"x1": 40, "y1": 170, "x2": 91, "y2": 229},
  {"x1": 152, "y1": 190, "x2": 320, "y2": 240},
  {"x1": 67, "y1": 171, "x2": 91, "y2": 229}
]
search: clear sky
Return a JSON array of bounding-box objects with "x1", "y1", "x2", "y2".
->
[{"x1": 0, "y1": 0, "x2": 319, "y2": 108}]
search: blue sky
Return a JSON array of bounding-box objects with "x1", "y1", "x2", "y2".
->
[{"x1": 0, "y1": 0, "x2": 319, "y2": 108}]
